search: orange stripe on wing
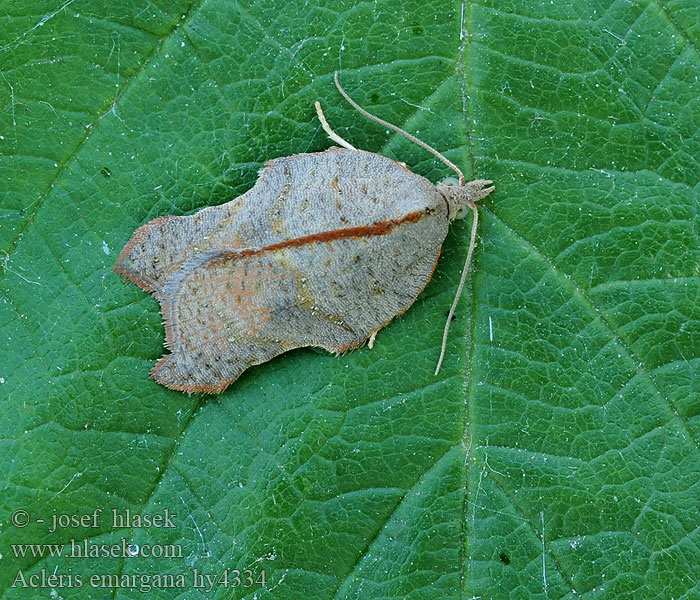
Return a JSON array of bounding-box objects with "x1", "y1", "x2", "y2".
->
[{"x1": 206, "y1": 210, "x2": 425, "y2": 267}]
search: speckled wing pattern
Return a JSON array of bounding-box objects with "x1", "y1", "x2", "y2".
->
[{"x1": 114, "y1": 148, "x2": 450, "y2": 393}]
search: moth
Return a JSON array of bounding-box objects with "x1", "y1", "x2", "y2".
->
[{"x1": 114, "y1": 73, "x2": 494, "y2": 393}]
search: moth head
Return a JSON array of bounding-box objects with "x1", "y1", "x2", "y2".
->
[
  {"x1": 437, "y1": 177, "x2": 472, "y2": 220},
  {"x1": 437, "y1": 177, "x2": 495, "y2": 221}
]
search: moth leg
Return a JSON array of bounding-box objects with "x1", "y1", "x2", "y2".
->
[
  {"x1": 367, "y1": 331, "x2": 377, "y2": 349},
  {"x1": 314, "y1": 101, "x2": 356, "y2": 150}
]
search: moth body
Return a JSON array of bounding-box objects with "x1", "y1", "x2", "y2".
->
[{"x1": 115, "y1": 148, "x2": 459, "y2": 392}]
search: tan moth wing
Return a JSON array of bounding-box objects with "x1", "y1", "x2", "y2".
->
[
  {"x1": 152, "y1": 211, "x2": 444, "y2": 393},
  {"x1": 114, "y1": 149, "x2": 438, "y2": 297}
]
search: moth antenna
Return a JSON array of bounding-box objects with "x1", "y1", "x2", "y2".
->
[
  {"x1": 334, "y1": 71, "x2": 465, "y2": 185},
  {"x1": 434, "y1": 200, "x2": 479, "y2": 375},
  {"x1": 315, "y1": 100, "x2": 356, "y2": 150}
]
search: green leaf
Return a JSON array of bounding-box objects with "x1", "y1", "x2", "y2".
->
[{"x1": 1, "y1": 1, "x2": 698, "y2": 598}]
